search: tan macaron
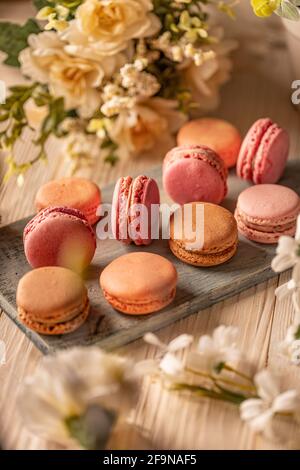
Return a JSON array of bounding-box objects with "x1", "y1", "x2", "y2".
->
[
  {"x1": 169, "y1": 202, "x2": 238, "y2": 267},
  {"x1": 17, "y1": 267, "x2": 90, "y2": 335}
]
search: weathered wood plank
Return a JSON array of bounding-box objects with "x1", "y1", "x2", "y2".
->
[{"x1": 0, "y1": 162, "x2": 299, "y2": 354}]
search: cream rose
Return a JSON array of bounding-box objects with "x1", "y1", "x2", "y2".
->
[
  {"x1": 19, "y1": 32, "x2": 119, "y2": 117},
  {"x1": 106, "y1": 97, "x2": 187, "y2": 159},
  {"x1": 62, "y1": 0, "x2": 161, "y2": 55}
]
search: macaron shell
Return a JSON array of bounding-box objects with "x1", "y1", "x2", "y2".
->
[
  {"x1": 253, "y1": 125, "x2": 289, "y2": 184},
  {"x1": 35, "y1": 178, "x2": 101, "y2": 225},
  {"x1": 177, "y1": 118, "x2": 242, "y2": 168},
  {"x1": 24, "y1": 207, "x2": 96, "y2": 272},
  {"x1": 111, "y1": 176, "x2": 132, "y2": 243},
  {"x1": 163, "y1": 146, "x2": 227, "y2": 205},
  {"x1": 129, "y1": 176, "x2": 160, "y2": 245},
  {"x1": 169, "y1": 238, "x2": 238, "y2": 266},
  {"x1": 236, "y1": 184, "x2": 300, "y2": 221},
  {"x1": 237, "y1": 118, "x2": 272, "y2": 180},
  {"x1": 100, "y1": 252, "x2": 177, "y2": 315}
]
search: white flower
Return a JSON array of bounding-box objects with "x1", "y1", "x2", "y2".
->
[
  {"x1": 181, "y1": 27, "x2": 237, "y2": 113},
  {"x1": 120, "y1": 62, "x2": 160, "y2": 98},
  {"x1": 272, "y1": 216, "x2": 300, "y2": 273},
  {"x1": 187, "y1": 325, "x2": 241, "y2": 374},
  {"x1": 0, "y1": 340, "x2": 6, "y2": 365},
  {"x1": 240, "y1": 369, "x2": 300, "y2": 441},
  {"x1": 106, "y1": 97, "x2": 187, "y2": 159},
  {"x1": 19, "y1": 32, "x2": 119, "y2": 117},
  {"x1": 62, "y1": 0, "x2": 161, "y2": 56},
  {"x1": 143, "y1": 332, "x2": 193, "y2": 376},
  {"x1": 279, "y1": 323, "x2": 300, "y2": 365},
  {"x1": 18, "y1": 347, "x2": 139, "y2": 448}
]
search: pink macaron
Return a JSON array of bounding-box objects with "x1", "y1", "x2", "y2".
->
[
  {"x1": 237, "y1": 118, "x2": 290, "y2": 184},
  {"x1": 163, "y1": 145, "x2": 228, "y2": 205},
  {"x1": 24, "y1": 207, "x2": 96, "y2": 272},
  {"x1": 112, "y1": 175, "x2": 160, "y2": 246},
  {"x1": 235, "y1": 184, "x2": 300, "y2": 244}
]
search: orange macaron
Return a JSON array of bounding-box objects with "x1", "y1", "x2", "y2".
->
[
  {"x1": 17, "y1": 267, "x2": 90, "y2": 335},
  {"x1": 35, "y1": 177, "x2": 101, "y2": 225},
  {"x1": 177, "y1": 118, "x2": 242, "y2": 168},
  {"x1": 100, "y1": 252, "x2": 177, "y2": 315},
  {"x1": 169, "y1": 202, "x2": 238, "y2": 266}
]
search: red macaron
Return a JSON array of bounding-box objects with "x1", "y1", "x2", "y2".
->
[
  {"x1": 237, "y1": 118, "x2": 290, "y2": 184},
  {"x1": 24, "y1": 207, "x2": 96, "y2": 272},
  {"x1": 112, "y1": 175, "x2": 160, "y2": 246}
]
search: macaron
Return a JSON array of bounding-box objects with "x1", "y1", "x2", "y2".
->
[
  {"x1": 35, "y1": 178, "x2": 101, "y2": 225},
  {"x1": 177, "y1": 118, "x2": 242, "y2": 168},
  {"x1": 100, "y1": 252, "x2": 177, "y2": 315},
  {"x1": 17, "y1": 267, "x2": 90, "y2": 335},
  {"x1": 163, "y1": 145, "x2": 228, "y2": 205},
  {"x1": 235, "y1": 184, "x2": 300, "y2": 244},
  {"x1": 24, "y1": 207, "x2": 96, "y2": 272},
  {"x1": 237, "y1": 118, "x2": 290, "y2": 184},
  {"x1": 169, "y1": 202, "x2": 238, "y2": 266},
  {"x1": 111, "y1": 175, "x2": 160, "y2": 246}
]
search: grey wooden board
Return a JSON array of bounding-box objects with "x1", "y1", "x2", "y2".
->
[{"x1": 0, "y1": 162, "x2": 300, "y2": 354}]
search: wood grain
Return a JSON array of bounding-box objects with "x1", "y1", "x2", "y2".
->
[{"x1": 1, "y1": 1, "x2": 300, "y2": 450}]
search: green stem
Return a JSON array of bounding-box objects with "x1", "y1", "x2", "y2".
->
[
  {"x1": 223, "y1": 364, "x2": 254, "y2": 384},
  {"x1": 172, "y1": 382, "x2": 247, "y2": 405},
  {"x1": 185, "y1": 366, "x2": 256, "y2": 394}
]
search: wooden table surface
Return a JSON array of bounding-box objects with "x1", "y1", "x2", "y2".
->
[{"x1": 1, "y1": 1, "x2": 300, "y2": 450}]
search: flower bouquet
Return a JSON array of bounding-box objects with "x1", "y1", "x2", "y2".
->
[{"x1": 0, "y1": 0, "x2": 237, "y2": 181}]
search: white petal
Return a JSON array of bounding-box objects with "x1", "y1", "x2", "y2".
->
[
  {"x1": 168, "y1": 334, "x2": 194, "y2": 352},
  {"x1": 143, "y1": 332, "x2": 166, "y2": 350},
  {"x1": 247, "y1": 409, "x2": 274, "y2": 433},
  {"x1": 159, "y1": 353, "x2": 184, "y2": 376},
  {"x1": 292, "y1": 263, "x2": 300, "y2": 283},
  {"x1": 273, "y1": 390, "x2": 300, "y2": 413},
  {"x1": 197, "y1": 335, "x2": 215, "y2": 353},
  {"x1": 240, "y1": 398, "x2": 265, "y2": 421},
  {"x1": 272, "y1": 254, "x2": 295, "y2": 272},
  {"x1": 254, "y1": 369, "x2": 280, "y2": 402}
]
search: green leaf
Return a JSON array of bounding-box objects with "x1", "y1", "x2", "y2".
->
[
  {"x1": 65, "y1": 405, "x2": 116, "y2": 450},
  {"x1": 0, "y1": 19, "x2": 41, "y2": 67},
  {"x1": 276, "y1": 0, "x2": 300, "y2": 20}
]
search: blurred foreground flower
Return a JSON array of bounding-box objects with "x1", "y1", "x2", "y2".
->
[
  {"x1": 18, "y1": 347, "x2": 139, "y2": 449},
  {"x1": 240, "y1": 369, "x2": 300, "y2": 442},
  {"x1": 251, "y1": 0, "x2": 280, "y2": 17}
]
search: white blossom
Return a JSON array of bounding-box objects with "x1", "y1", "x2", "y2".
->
[
  {"x1": 240, "y1": 369, "x2": 300, "y2": 441},
  {"x1": 272, "y1": 216, "x2": 300, "y2": 273},
  {"x1": 187, "y1": 325, "x2": 242, "y2": 374},
  {"x1": 143, "y1": 332, "x2": 193, "y2": 376},
  {"x1": 279, "y1": 323, "x2": 300, "y2": 365},
  {"x1": 18, "y1": 347, "x2": 139, "y2": 448}
]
